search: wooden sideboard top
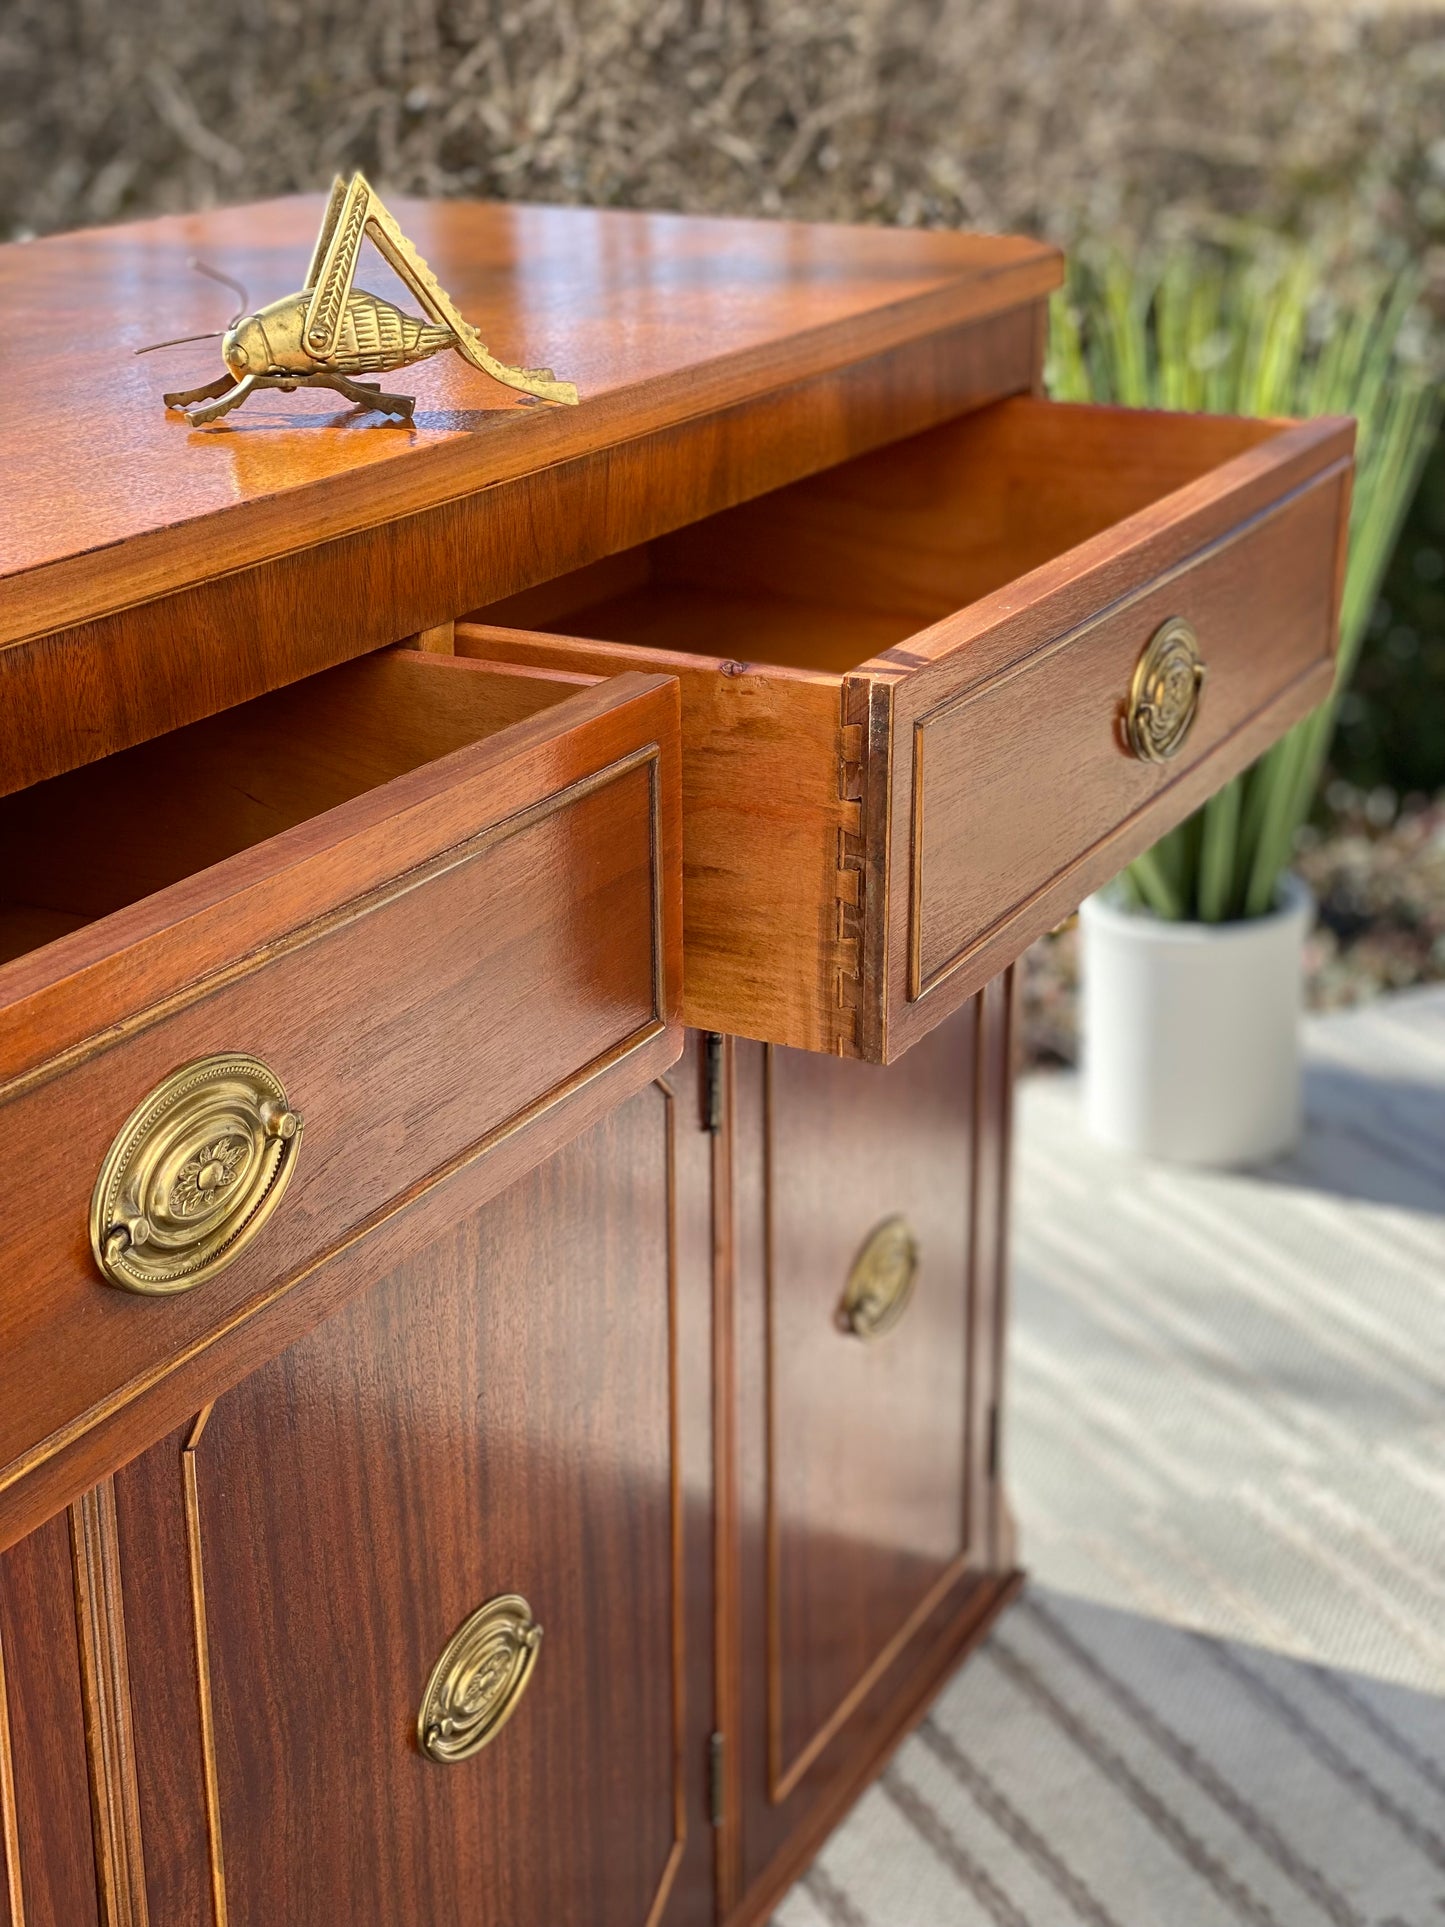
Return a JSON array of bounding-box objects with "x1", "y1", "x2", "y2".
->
[{"x1": 0, "y1": 197, "x2": 1060, "y2": 648}]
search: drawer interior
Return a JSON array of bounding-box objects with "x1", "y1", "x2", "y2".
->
[
  {"x1": 466, "y1": 397, "x2": 1281, "y2": 677},
  {"x1": 0, "y1": 652, "x2": 596, "y2": 968}
]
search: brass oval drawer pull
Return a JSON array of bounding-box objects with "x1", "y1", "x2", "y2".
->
[
  {"x1": 837, "y1": 1215, "x2": 919, "y2": 1340},
  {"x1": 1126, "y1": 616, "x2": 1206, "y2": 764},
  {"x1": 418, "y1": 1594, "x2": 543, "y2": 1764},
  {"x1": 89, "y1": 1054, "x2": 302, "y2": 1295}
]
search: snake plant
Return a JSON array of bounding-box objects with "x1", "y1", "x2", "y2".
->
[{"x1": 1048, "y1": 247, "x2": 1439, "y2": 923}]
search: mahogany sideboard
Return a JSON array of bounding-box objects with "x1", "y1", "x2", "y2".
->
[{"x1": 0, "y1": 196, "x2": 1351, "y2": 1927}]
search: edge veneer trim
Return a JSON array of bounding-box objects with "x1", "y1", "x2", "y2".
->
[
  {"x1": 643, "y1": 1074, "x2": 689, "y2": 1927},
  {"x1": 0, "y1": 1606, "x2": 23, "y2": 1927},
  {"x1": 69, "y1": 1480, "x2": 149, "y2": 1927},
  {"x1": 710, "y1": 1036, "x2": 744, "y2": 1913},
  {"x1": 986, "y1": 971, "x2": 1019, "y2": 1574},
  {"x1": 181, "y1": 1408, "x2": 228, "y2": 1927}
]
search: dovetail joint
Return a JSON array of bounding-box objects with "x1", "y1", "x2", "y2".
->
[{"x1": 833, "y1": 687, "x2": 869, "y2": 1057}]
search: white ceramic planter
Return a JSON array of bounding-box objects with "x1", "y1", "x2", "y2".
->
[{"x1": 1079, "y1": 875, "x2": 1313, "y2": 1168}]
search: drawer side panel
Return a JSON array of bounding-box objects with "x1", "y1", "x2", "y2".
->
[{"x1": 458, "y1": 628, "x2": 850, "y2": 1055}]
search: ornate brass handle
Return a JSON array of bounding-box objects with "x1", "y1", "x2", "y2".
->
[
  {"x1": 1126, "y1": 617, "x2": 1206, "y2": 764},
  {"x1": 837, "y1": 1215, "x2": 919, "y2": 1340},
  {"x1": 89, "y1": 1054, "x2": 302, "y2": 1295},
  {"x1": 418, "y1": 1595, "x2": 543, "y2": 1764}
]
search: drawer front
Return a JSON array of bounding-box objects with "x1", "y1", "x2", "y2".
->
[
  {"x1": 874, "y1": 404, "x2": 1352, "y2": 1059},
  {"x1": 0, "y1": 673, "x2": 682, "y2": 1551}
]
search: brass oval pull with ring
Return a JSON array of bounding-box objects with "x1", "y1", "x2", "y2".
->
[
  {"x1": 1126, "y1": 616, "x2": 1206, "y2": 764},
  {"x1": 836, "y1": 1215, "x2": 920, "y2": 1340},
  {"x1": 89, "y1": 1054, "x2": 302, "y2": 1295},
  {"x1": 417, "y1": 1594, "x2": 543, "y2": 1764}
]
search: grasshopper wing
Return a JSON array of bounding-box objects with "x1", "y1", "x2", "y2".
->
[{"x1": 301, "y1": 173, "x2": 370, "y2": 357}]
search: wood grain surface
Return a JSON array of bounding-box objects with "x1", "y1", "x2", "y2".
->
[
  {"x1": 0, "y1": 303, "x2": 1044, "y2": 801},
  {"x1": 0, "y1": 200, "x2": 1058, "y2": 645},
  {"x1": 458, "y1": 620, "x2": 849, "y2": 1055},
  {"x1": 880, "y1": 401, "x2": 1353, "y2": 1056},
  {"x1": 110, "y1": 1062, "x2": 716, "y2": 1927},
  {"x1": 1, "y1": 1008, "x2": 1018, "y2": 1926},
  {"x1": 0, "y1": 190, "x2": 1355, "y2": 1927},
  {"x1": 108, "y1": 1424, "x2": 214, "y2": 1927},
  {"x1": 0, "y1": 669, "x2": 683, "y2": 1554},
  {"x1": 0, "y1": 1513, "x2": 100, "y2": 1927}
]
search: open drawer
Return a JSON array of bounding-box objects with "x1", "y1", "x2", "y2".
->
[
  {"x1": 0, "y1": 650, "x2": 682, "y2": 1546},
  {"x1": 464, "y1": 395, "x2": 1353, "y2": 1060}
]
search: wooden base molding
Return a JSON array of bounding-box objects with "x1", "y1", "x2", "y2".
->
[{"x1": 726, "y1": 1571, "x2": 1025, "y2": 1927}]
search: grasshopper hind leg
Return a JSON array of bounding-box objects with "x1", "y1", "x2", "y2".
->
[{"x1": 308, "y1": 371, "x2": 415, "y2": 421}]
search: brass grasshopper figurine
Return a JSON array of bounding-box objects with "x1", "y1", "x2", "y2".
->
[{"x1": 161, "y1": 172, "x2": 579, "y2": 425}]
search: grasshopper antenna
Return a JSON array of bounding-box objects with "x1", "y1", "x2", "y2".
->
[
  {"x1": 134, "y1": 257, "x2": 250, "y2": 354},
  {"x1": 134, "y1": 330, "x2": 225, "y2": 356},
  {"x1": 186, "y1": 256, "x2": 249, "y2": 322}
]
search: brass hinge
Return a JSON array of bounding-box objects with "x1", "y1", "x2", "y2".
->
[
  {"x1": 708, "y1": 1731, "x2": 726, "y2": 1828},
  {"x1": 703, "y1": 1033, "x2": 724, "y2": 1135}
]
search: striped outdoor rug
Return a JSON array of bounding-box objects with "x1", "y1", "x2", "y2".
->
[{"x1": 774, "y1": 987, "x2": 1445, "y2": 1927}]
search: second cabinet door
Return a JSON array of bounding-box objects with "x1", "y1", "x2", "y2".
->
[
  {"x1": 111, "y1": 1055, "x2": 715, "y2": 1927},
  {"x1": 727, "y1": 987, "x2": 1016, "y2": 1909}
]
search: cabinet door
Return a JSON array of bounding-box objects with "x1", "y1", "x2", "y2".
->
[
  {"x1": 90, "y1": 1053, "x2": 716, "y2": 1927},
  {"x1": 726, "y1": 984, "x2": 1017, "y2": 1912}
]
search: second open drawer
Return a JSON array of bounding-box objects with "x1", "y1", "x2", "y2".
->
[{"x1": 463, "y1": 395, "x2": 1352, "y2": 1061}]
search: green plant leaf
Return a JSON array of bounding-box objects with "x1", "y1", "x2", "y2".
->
[
  {"x1": 1197, "y1": 777, "x2": 1244, "y2": 922},
  {"x1": 1050, "y1": 243, "x2": 1441, "y2": 922}
]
